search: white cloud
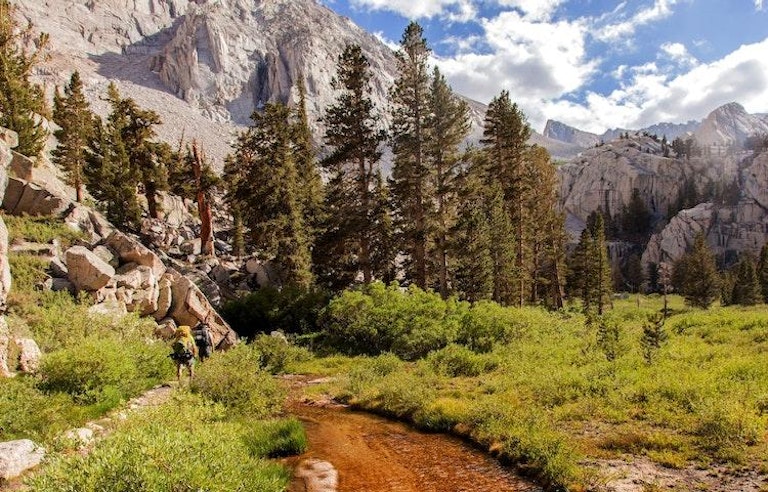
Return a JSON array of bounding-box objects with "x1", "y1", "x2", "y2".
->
[
  {"x1": 756, "y1": 0, "x2": 764, "y2": 11},
  {"x1": 542, "y1": 37, "x2": 768, "y2": 133},
  {"x1": 437, "y1": 11, "x2": 596, "y2": 105},
  {"x1": 494, "y1": 0, "x2": 565, "y2": 21},
  {"x1": 597, "y1": 0, "x2": 680, "y2": 42},
  {"x1": 660, "y1": 42, "x2": 698, "y2": 67},
  {"x1": 350, "y1": 0, "x2": 474, "y2": 19}
]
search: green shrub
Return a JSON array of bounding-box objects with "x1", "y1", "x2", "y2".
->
[
  {"x1": 457, "y1": 301, "x2": 527, "y2": 352},
  {"x1": 0, "y1": 376, "x2": 76, "y2": 441},
  {"x1": 2, "y1": 213, "x2": 86, "y2": 247},
  {"x1": 426, "y1": 344, "x2": 498, "y2": 377},
  {"x1": 27, "y1": 394, "x2": 291, "y2": 492},
  {"x1": 243, "y1": 418, "x2": 308, "y2": 458},
  {"x1": 321, "y1": 282, "x2": 467, "y2": 359},
  {"x1": 39, "y1": 337, "x2": 139, "y2": 402},
  {"x1": 250, "y1": 334, "x2": 312, "y2": 374},
  {"x1": 191, "y1": 344, "x2": 284, "y2": 417}
]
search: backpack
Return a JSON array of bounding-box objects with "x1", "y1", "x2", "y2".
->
[
  {"x1": 194, "y1": 324, "x2": 213, "y2": 358},
  {"x1": 171, "y1": 339, "x2": 194, "y2": 362}
]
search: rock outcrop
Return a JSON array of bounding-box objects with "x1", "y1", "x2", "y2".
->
[
  {"x1": 0, "y1": 439, "x2": 45, "y2": 480},
  {"x1": 642, "y1": 203, "x2": 714, "y2": 268},
  {"x1": 694, "y1": 102, "x2": 768, "y2": 147}
]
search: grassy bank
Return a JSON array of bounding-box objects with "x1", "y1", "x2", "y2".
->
[{"x1": 290, "y1": 287, "x2": 768, "y2": 490}]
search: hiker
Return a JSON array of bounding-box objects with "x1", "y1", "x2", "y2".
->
[
  {"x1": 170, "y1": 325, "x2": 198, "y2": 384},
  {"x1": 193, "y1": 321, "x2": 214, "y2": 362}
]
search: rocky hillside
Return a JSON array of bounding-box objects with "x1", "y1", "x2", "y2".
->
[{"x1": 694, "y1": 102, "x2": 768, "y2": 147}]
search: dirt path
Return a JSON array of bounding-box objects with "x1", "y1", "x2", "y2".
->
[{"x1": 284, "y1": 378, "x2": 541, "y2": 492}]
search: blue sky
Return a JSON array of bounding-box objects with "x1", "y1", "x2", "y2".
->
[{"x1": 321, "y1": 0, "x2": 768, "y2": 134}]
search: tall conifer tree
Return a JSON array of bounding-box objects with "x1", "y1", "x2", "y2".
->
[
  {"x1": 0, "y1": 0, "x2": 49, "y2": 157},
  {"x1": 679, "y1": 233, "x2": 719, "y2": 309},
  {"x1": 426, "y1": 66, "x2": 470, "y2": 298},
  {"x1": 52, "y1": 71, "x2": 94, "y2": 202},
  {"x1": 292, "y1": 77, "x2": 325, "y2": 240},
  {"x1": 390, "y1": 22, "x2": 432, "y2": 288},
  {"x1": 318, "y1": 44, "x2": 388, "y2": 288},
  {"x1": 227, "y1": 103, "x2": 313, "y2": 288}
]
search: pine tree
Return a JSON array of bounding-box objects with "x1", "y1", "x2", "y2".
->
[
  {"x1": 104, "y1": 83, "x2": 168, "y2": 220},
  {"x1": 641, "y1": 314, "x2": 667, "y2": 365},
  {"x1": 452, "y1": 152, "x2": 494, "y2": 302},
  {"x1": 621, "y1": 188, "x2": 651, "y2": 237},
  {"x1": 52, "y1": 71, "x2": 94, "y2": 202},
  {"x1": 227, "y1": 103, "x2": 313, "y2": 288},
  {"x1": 425, "y1": 66, "x2": 470, "y2": 298},
  {"x1": 572, "y1": 211, "x2": 613, "y2": 314},
  {"x1": 318, "y1": 44, "x2": 388, "y2": 288},
  {"x1": 480, "y1": 90, "x2": 532, "y2": 306},
  {"x1": 84, "y1": 117, "x2": 142, "y2": 229},
  {"x1": 292, "y1": 77, "x2": 325, "y2": 240},
  {"x1": 679, "y1": 233, "x2": 719, "y2": 309},
  {"x1": 757, "y1": 242, "x2": 768, "y2": 303},
  {"x1": 389, "y1": 22, "x2": 432, "y2": 289},
  {"x1": 487, "y1": 184, "x2": 517, "y2": 305},
  {"x1": 731, "y1": 254, "x2": 760, "y2": 306},
  {"x1": 0, "y1": 0, "x2": 49, "y2": 157}
]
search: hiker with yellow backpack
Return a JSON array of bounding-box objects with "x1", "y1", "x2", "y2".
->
[{"x1": 170, "y1": 325, "x2": 198, "y2": 385}]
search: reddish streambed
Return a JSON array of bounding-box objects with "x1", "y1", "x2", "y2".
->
[{"x1": 286, "y1": 401, "x2": 542, "y2": 492}]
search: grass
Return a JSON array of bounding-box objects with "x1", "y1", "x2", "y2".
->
[
  {"x1": 294, "y1": 293, "x2": 768, "y2": 490},
  {"x1": 26, "y1": 394, "x2": 302, "y2": 492},
  {"x1": 2, "y1": 212, "x2": 86, "y2": 248}
]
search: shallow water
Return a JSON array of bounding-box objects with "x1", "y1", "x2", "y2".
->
[{"x1": 287, "y1": 403, "x2": 542, "y2": 492}]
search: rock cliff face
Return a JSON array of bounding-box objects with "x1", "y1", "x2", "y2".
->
[
  {"x1": 543, "y1": 120, "x2": 601, "y2": 148},
  {"x1": 558, "y1": 136, "x2": 738, "y2": 237},
  {"x1": 694, "y1": 102, "x2": 768, "y2": 147}
]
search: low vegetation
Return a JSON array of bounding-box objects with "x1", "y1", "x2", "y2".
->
[{"x1": 286, "y1": 284, "x2": 768, "y2": 490}]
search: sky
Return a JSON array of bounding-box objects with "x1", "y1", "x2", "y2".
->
[{"x1": 320, "y1": 0, "x2": 768, "y2": 134}]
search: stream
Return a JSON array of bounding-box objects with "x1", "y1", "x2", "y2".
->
[{"x1": 286, "y1": 401, "x2": 542, "y2": 492}]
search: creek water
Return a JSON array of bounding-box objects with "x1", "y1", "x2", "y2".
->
[{"x1": 287, "y1": 402, "x2": 542, "y2": 492}]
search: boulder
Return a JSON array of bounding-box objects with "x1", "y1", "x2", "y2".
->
[
  {"x1": 104, "y1": 231, "x2": 165, "y2": 278},
  {"x1": 15, "y1": 338, "x2": 42, "y2": 374},
  {"x1": 167, "y1": 270, "x2": 236, "y2": 349},
  {"x1": 155, "y1": 317, "x2": 177, "y2": 340},
  {"x1": 63, "y1": 205, "x2": 114, "y2": 244},
  {"x1": 0, "y1": 317, "x2": 10, "y2": 377},
  {"x1": 9, "y1": 241, "x2": 58, "y2": 258},
  {"x1": 154, "y1": 274, "x2": 173, "y2": 320},
  {"x1": 88, "y1": 296, "x2": 128, "y2": 318},
  {"x1": 2, "y1": 177, "x2": 72, "y2": 217},
  {"x1": 0, "y1": 128, "x2": 15, "y2": 205},
  {"x1": 92, "y1": 245, "x2": 119, "y2": 268},
  {"x1": 66, "y1": 246, "x2": 115, "y2": 291},
  {"x1": 180, "y1": 238, "x2": 202, "y2": 255},
  {"x1": 0, "y1": 439, "x2": 45, "y2": 480},
  {"x1": 49, "y1": 256, "x2": 69, "y2": 278},
  {"x1": 51, "y1": 277, "x2": 76, "y2": 295},
  {"x1": 0, "y1": 217, "x2": 10, "y2": 311},
  {"x1": 127, "y1": 266, "x2": 159, "y2": 315}
]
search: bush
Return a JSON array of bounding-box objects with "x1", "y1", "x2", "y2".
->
[
  {"x1": 2, "y1": 213, "x2": 86, "y2": 247},
  {"x1": 426, "y1": 344, "x2": 498, "y2": 377},
  {"x1": 191, "y1": 344, "x2": 284, "y2": 417},
  {"x1": 27, "y1": 394, "x2": 291, "y2": 492},
  {"x1": 243, "y1": 418, "x2": 308, "y2": 458},
  {"x1": 39, "y1": 336, "x2": 172, "y2": 405},
  {"x1": 321, "y1": 282, "x2": 467, "y2": 359},
  {"x1": 0, "y1": 376, "x2": 76, "y2": 441},
  {"x1": 250, "y1": 334, "x2": 312, "y2": 374},
  {"x1": 39, "y1": 337, "x2": 139, "y2": 402}
]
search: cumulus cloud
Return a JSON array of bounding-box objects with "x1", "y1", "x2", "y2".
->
[
  {"x1": 494, "y1": 0, "x2": 565, "y2": 21},
  {"x1": 350, "y1": 0, "x2": 474, "y2": 19},
  {"x1": 436, "y1": 11, "x2": 596, "y2": 104},
  {"x1": 660, "y1": 42, "x2": 698, "y2": 67},
  {"x1": 597, "y1": 0, "x2": 680, "y2": 42},
  {"x1": 756, "y1": 0, "x2": 764, "y2": 10},
  {"x1": 543, "y1": 37, "x2": 768, "y2": 133}
]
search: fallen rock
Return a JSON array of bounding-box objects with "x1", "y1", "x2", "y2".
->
[
  {"x1": 154, "y1": 274, "x2": 173, "y2": 321},
  {"x1": 2, "y1": 177, "x2": 72, "y2": 217},
  {"x1": 15, "y1": 338, "x2": 42, "y2": 374},
  {"x1": 0, "y1": 439, "x2": 45, "y2": 480},
  {"x1": 293, "y1": 459, "x2": 338, "y2": 492},
  {"x1": 65, "y1": 246, "x2": 115, "y2": 291},
  {"x1": 49, "y1": 256, "x2": 69, "y2": 278},
  {"x1": 105, "y1": 230, "x2": 165, "y2": 278},
  {"x1": 92, "y1": 245, "x2": 118, "y2": 268},
  {"x1": 155, "y1": 317, "x2": 177, "y2": 340},
  {"x1": 63, "y1": 205, "x2": 114, "y2": 244}
]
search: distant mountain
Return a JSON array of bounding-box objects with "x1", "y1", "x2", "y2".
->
[
  {"x1": 542, "y1": 120, "x2": 601, "y2": 148},
  {"x1": 544, "y1": 118, "x2": 699, "y2": 149},
  {"x1": 694, "y1": 102, "x2": 768, "y2": 147}
]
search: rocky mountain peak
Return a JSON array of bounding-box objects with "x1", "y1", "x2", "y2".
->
[
  {"x1": 694, "y1": 101, "x2": 768, "y2": 147},
  {"x1": 542, "y1": 120, "x2": 601, "y2": 148}
]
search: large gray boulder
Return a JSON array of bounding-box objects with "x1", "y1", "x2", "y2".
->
[
  {"x1": 104, "y1": 231, "x2": 165, "y2": 278},
  {"x1": 2, "y1": 177, "x2": 72, "y2": 217},
  {"x1": 65, "y1": 246, "x2": 115, "y2": 291},
  {"x1": 0, "y1": 439, "x2": 45, "y2": 480},
  {"x1": 167, "y1": 269, "x2": 237, "y2": 349},
  {"x1": 15, "y1": 338, "x2": 42, "y2": 374}
]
